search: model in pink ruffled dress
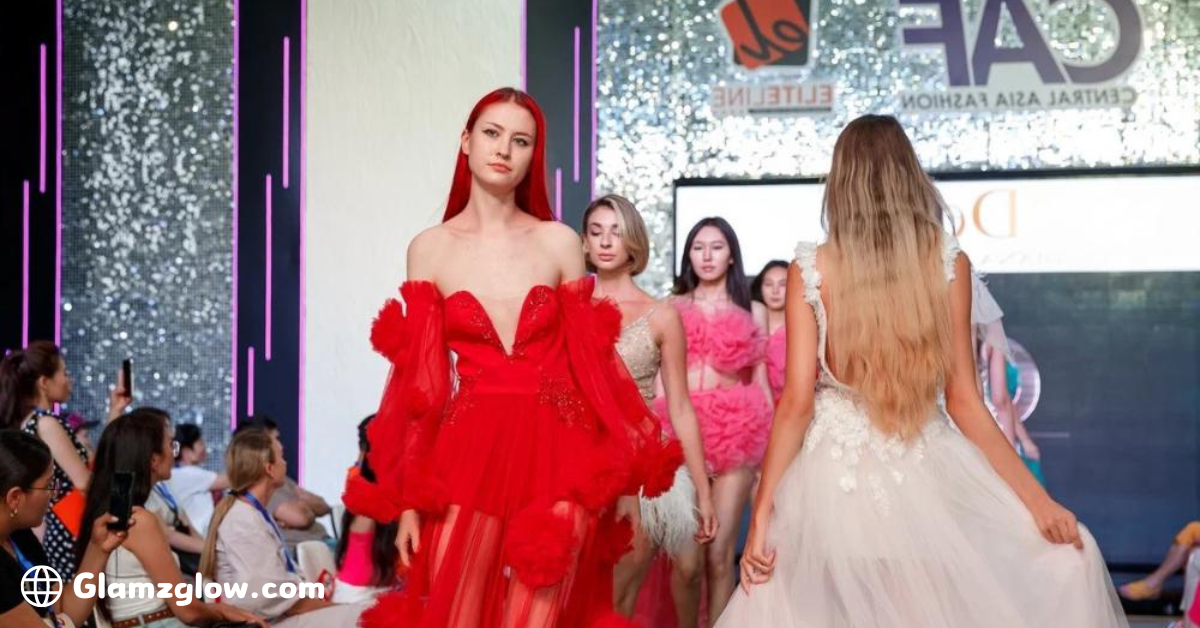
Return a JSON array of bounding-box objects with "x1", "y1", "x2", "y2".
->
[
  {"x1": 655, "y1": 217, "x2": 773, "y2": 625},
  {"x1": 752, "y1": 260, "x2": 790, "y2": 403}
]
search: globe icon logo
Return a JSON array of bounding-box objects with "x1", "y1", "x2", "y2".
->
[{"x1": 20, "y1": 565, "x2": 63, "y2": 608}]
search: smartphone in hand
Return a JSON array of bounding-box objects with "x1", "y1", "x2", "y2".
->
[
  {"x1": 108, "y1": 471, "x2": 135, "y2": 531},
  {"x1": 121, "y1": 359, "x2": 133, "y2": 399}
]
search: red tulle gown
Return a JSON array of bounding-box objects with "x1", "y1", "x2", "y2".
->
[{"x1": 345, "y1": 277, "x2": 681, "y2": 628}]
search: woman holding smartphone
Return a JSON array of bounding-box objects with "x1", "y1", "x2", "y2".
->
[
  {"x1": 0, "y1": 431, "x2": 131, "y2": 628},
  {"x1": 0, "y1": 342, "x2": 131, "y2": 579},
  {"x1": 74, "y1": 410, "x2": 266, "y2": 628}
]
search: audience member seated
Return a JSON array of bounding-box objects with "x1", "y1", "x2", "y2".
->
[
  {"x1": 200, "y1": 429, "x2": 365, "y2": 627},
  {"x1": 134, "y1": 410, "x2": 208, "y2": 577},
  {"x1": 1121, "y1": 520, "x2": 1200, "y2": 601},
  {"x1": 235, "y1": 416, "x2": 334, "y2": 551},
  {"x1": 0, "y1": 431, "x2": 131, "y2": 628},
  {"x1": 0, "y1": 341, "x2": 130, "y2": 578},
  {"x1": 165, "y1": 423, "x2": 229, "y2": 537},
  {"x1": 333, "y1": 415, "x2": 399, "y2": 604},
  {"x1": 75, "y1": 410, "x2": 266, "y2": 628}
]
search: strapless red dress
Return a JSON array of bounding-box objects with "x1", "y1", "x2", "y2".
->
[{"x1": 345, "y1": 277, "x2": 680, "y2": 628}]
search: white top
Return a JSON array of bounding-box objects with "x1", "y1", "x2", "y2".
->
[
  {"x1": 144, "y1": 488, "x2": 177, "y2": 528},
  {"x1": 104, "y1": 512, "x2": 177, "y2": 621},
  {"x1": 970, "y1": 272, "x2": 1011, "y2": 358},
  {"x1": 165, "y1": 465, "x2": 218, "y2": 536}
]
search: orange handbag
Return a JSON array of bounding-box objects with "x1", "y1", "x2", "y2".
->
[{"x1": 50, "y1": 488, "x2": 85, "y2": 538}]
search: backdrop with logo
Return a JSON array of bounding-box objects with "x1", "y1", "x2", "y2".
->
[{"x1": 595, "y1": 0, "x2": 1200, "y2": 564}]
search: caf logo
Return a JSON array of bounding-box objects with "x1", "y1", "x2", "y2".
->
[
  {"x1": 21, "y1": 565, "x2": 64, "y2": 608},
  {"x1": 720, "y1": 0, "x2": 816, "y2": 70}
]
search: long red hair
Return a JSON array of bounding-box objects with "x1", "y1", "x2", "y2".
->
[{"x1": 443, "y1": 88, "x2": 554, "y2": 222}]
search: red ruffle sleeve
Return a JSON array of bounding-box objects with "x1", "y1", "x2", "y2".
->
[
  {"x1": 361, "y1": 281, "x2": 452, "y2": 516},
  {"x1": 556, "y1": 276, "x2": 683, "y2": 501}
]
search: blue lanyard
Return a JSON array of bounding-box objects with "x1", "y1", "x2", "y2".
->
[
  {"x1": 11, "y1": 541, "x2": 35, "y2": 572},
  {"x1": 11, "y1": 541, "x2": 61, "y2": 626},
  {"x1": 154, "y1": 483, "x2": 179, "y2": 514},
  {"x1": 242, "y1": 492, "x2": 296, "y2": 573}
]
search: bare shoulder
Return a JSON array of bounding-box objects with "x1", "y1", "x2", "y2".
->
[
  {"x1": 650, "y1": 298, "x2": 684, "y2": 336},
  {"x1": 534, "y1": 221, "x2": 585, "y2": 276},
  {"x1": 406, "y1": 225, "x2": 450, "y2": 281},
  {"x1": 34, "y1": 416, "x2": 75, "y2": 445},
  {"x1": 125, "y1": 507, "x2": 167, "y2": 549},
  {"x1": 953, "y1": 251, "x2": 971, "y2": 277},
  {"x1": 661, "y1": 294, "x2": 685, "y2": 311},
  {"x1": 751, "y1": 300, "x2": 769, "y2": 326},
  {"x1": 132, "y1": 507, "x2": 163, "y2": 529},
  {"x1": 35, "y1": 414, "x2": 64, "y2": 433},
  {"x1": 948, "y1": 252, "x2": 973, "y2": 297},
  {"x1": 533, "y1": 220, "x2": 581, "y2": 249},
  {"x1": 407, "y1": 225, "x2": 448, "y2": 257}
]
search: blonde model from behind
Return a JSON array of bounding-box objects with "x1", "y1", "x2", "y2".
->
[
  {"x1": 582, "y1": 195, "x2": 718, "y2": 627},
  {"x1": 716, "y1": 114, "x2": 1127, "y2": 627}
]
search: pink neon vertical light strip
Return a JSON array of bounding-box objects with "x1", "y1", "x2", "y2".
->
[
  {"x1": 22, "y1": 182, "x2": 31, "y2": 347},
  {"x1": 39, "y1": 45, "x2": 48, "y2": 194},
  {"x1": 554, "y1": 169, "x2": 563, "y2": 220},
  {"x1": 55, "y1": 0, "x2": 63, "y2": 345},
  {"x1": 591, "y1": 0, "x2": 598, "y2": 197},
  {"x1": 282, "y1": 37, "x2": 290, "y2": 189},
  {"x1": 573, "y1": 28, "x2": 581, "y2": 183},
  {"x1": 520, "y1": 0, "x2": 527, "y2": 89},
  {"x1": 298, "y1": 0, "x2": 308, "y2": 483},
  {"x1": 231, "y1": 0, "x2": 241, "y2": 429},
  {"x1": 265, "y1": 174, "x2": 273, "y2": 361},
  {"x1": 246, "y1": 346, "x2": 255, "y2": 416}
]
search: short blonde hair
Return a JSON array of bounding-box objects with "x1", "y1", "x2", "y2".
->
[{"x1": 581, "y1": 194, "x2": 650, "y2": 276}]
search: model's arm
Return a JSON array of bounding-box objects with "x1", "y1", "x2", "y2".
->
[
  {"x1": 741, "y1": 263, "x2": 819, "y2": 588},
  {"x1": 750, "y1": 301, "x2": 775, "y2": 402},
  {"x1": 944, "y1": 254, "x2": 1078, "y2": 548},
  {"x1": 656, "y1": 305, "x2": 717, "y2": 541}
]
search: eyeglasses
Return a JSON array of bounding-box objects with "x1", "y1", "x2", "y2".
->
[{"x1": 26, "y1": 477, "x2": 65, "y2": 500}]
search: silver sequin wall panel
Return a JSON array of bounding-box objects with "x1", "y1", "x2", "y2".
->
[
  {"x1": 596, "y1": 0, "x2": 1200, "y2": 294},
  {"x1": 62, "y1": 0, "x2": 233, "y2": 455}
]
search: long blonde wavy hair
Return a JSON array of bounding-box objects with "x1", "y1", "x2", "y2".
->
[
  {"x1": 198, "y1": 429, "x2": 279, "y2": 581},
  {"x1": 822, "y1": 115, "x2": 953, "y2": 439}
]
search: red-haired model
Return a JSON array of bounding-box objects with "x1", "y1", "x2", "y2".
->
[{"x1": 347, "y1": 88, "x2": 678, "y2": 628}]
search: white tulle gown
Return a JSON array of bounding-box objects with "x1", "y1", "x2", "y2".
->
[{"x1": 715, "y1": 240, "x2": 1128, "y2": 628}]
